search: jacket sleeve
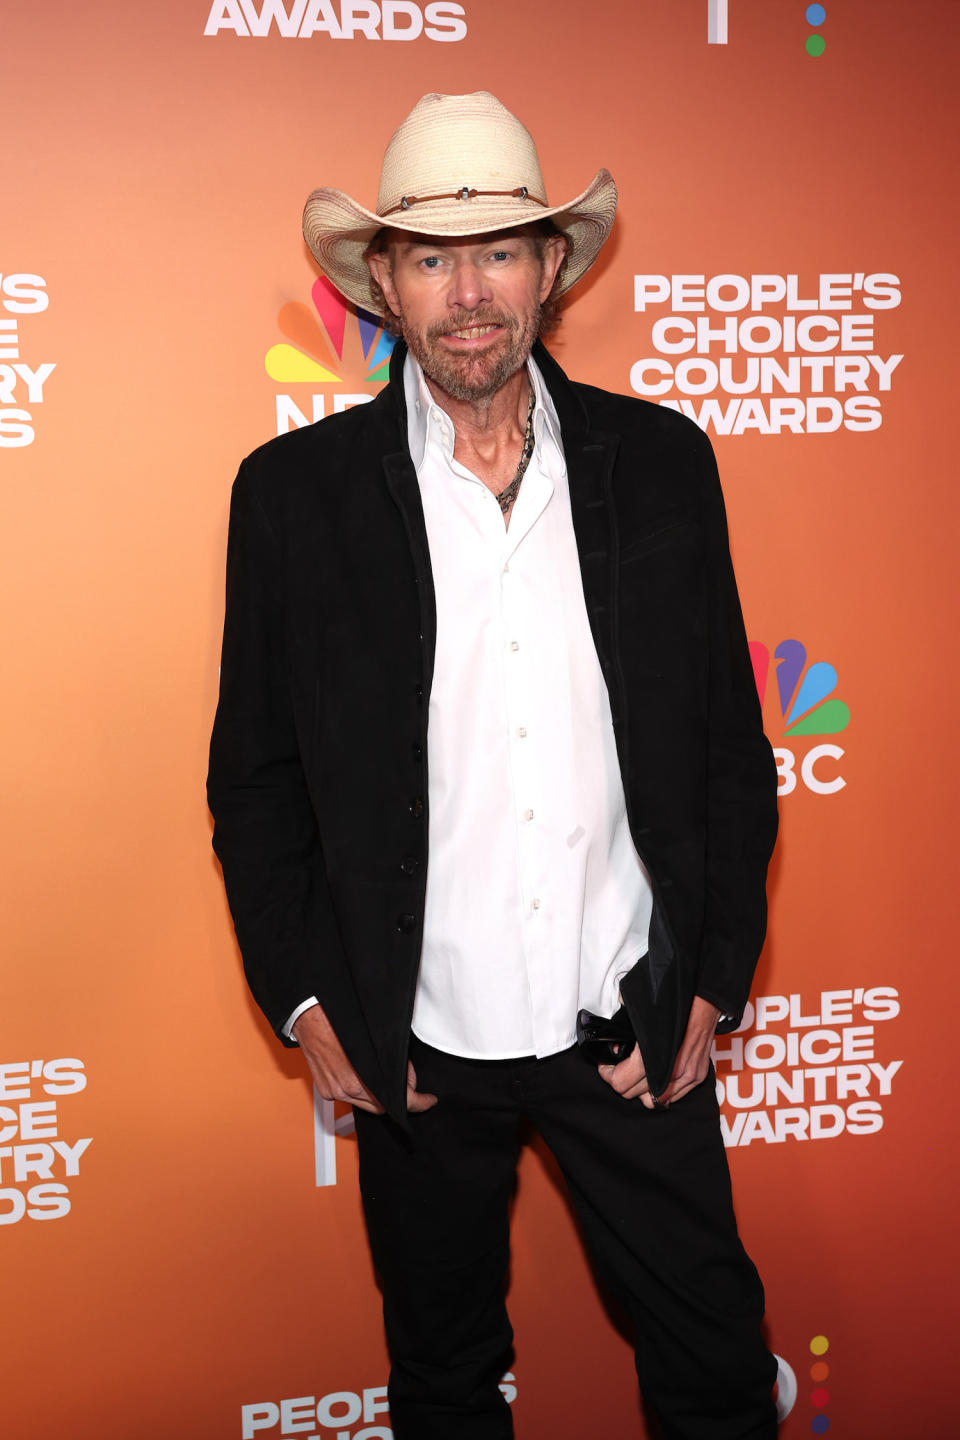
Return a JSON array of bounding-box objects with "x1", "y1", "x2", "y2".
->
[
  {"x1": 207, "y1": 462, "x2": 333, "y2": 1044},
  {"x1": 694, "y1": 432, "x2": 778, "y2": 1031}
]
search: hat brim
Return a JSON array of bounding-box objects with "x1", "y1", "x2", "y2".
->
[{"x1": 302, "y1": 168, "x2": 617, "y2": 312}]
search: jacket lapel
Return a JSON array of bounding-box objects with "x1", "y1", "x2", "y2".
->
[
  {"x1": 534, "y1": 343, "x2": 625, "y2": 742},
  {"x1": 379, "y1": 343, "x2": 438, "y2": 702}
]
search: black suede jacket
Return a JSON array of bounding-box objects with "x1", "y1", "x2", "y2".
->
[{"x1": 207, "y1": 341, "x2": 778, "y2": 1123}]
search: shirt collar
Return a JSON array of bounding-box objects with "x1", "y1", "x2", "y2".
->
[{"x1": 403, "y1": 349, "x2": 564, "y2": 475}]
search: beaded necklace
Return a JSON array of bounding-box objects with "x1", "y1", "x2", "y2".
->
[{"x1": 494, "y1": 387, "x2": 537, "y2": 515}]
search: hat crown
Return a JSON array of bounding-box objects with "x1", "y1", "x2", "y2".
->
[
  {"x1": 376, "y1": 92, "x2": 547, "y2": 218},
  {"x1": 301, "y1": 89, "x2": 617, "y2": 312}
]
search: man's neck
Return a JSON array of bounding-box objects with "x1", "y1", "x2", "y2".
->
[
  {"x1": 422, "y1": 366, "x2": 529, "y2": 450},
  {"x1": 420, "y1": 363, "x2": 534, "y2": 523}
]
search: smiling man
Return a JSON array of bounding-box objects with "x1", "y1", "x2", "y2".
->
[
  {"x1": 373, "y1": 227, "x2": 557, "y2": 400},
  {"x1": 208, "y1": 92, "x2": 779, "y2": 1439}
]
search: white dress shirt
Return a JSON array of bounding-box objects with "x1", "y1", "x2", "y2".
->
[
  {"x1": 285, "y1": 353, "x2": 654, "y2": 1057},
  {"x1": 406, "y1": 353, "x2": 652, "y2": 1059}
]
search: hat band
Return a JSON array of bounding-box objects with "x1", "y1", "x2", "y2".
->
[{"x1": 380, "y1": 184, "x2": 547, "y2": 218}]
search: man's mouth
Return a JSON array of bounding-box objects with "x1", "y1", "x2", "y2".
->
[{"x1": 445, "y1": 323, "x2": 502, "y2": 340}]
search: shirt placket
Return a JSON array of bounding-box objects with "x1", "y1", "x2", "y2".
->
[{"x1": 500, "y1": 464, "x2": 557, "y2": 1050}]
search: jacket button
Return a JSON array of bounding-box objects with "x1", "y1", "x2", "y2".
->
[
  {"x1": 414, "y1": 683, "x2": 423, "y2": 703},
  {"x1": 396, "y1": 912, "x2": 417, "y2": 934},
  {"x1": 411, "y1": 742, "x2": 422, "y2": 762},
  {"x1": 400, "y1": 856, "x2": 420, "y2": 876},
  {"x1": 409, "y1": 797, "x2": 424, "y2": 817}
]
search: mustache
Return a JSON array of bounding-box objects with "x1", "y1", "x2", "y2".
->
[{"x1": 426, "y1": 310, "x2": 517, "y2": 339}]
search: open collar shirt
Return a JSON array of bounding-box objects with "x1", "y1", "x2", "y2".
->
[{"x1": 406, "y1": 352, "x2": 653, "y2": 1059}]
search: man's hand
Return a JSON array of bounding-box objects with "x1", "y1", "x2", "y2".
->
[
  {"x1": 292, "y1": 1003, "x2": 384, "y2": 1114},
  {"x1": 597, "y1": 996, "x2": 722, "y2": 1110},
  {"x1": 659, "y1": 996, "x2": 722, "y2": 1106},
  {"x1": 292, "y1": 1004, "x2": 438, "y2": 1116},
  {"x1": 406, "y1": 1060, "x2": 438, "y2": 1114},
  {"x1": 597, "y1": 1040, "x2": 655, "y2": 1108}
]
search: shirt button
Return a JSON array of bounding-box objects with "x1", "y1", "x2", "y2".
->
[
  {"x1": 523, "y1": 809, "x2": 534, "y2": 822},
  {"x1": 517, "y1": 727, "x2": 527, "y2": 738},
  {"x1": 509, "y1": 641, "x2": 519, "y2": 652},
  {"x1": 409, "y1": 797, "x2": 424, "y2": 817},
  {"x1": 396, "y1": 912, "x2": 417, "y2": 934},
  {"x1": 531, "y1": 898, "x2": 541, "y2": 911},
  {"x1": 400, "y1": 856, "x2": 420, "y2": 876}
]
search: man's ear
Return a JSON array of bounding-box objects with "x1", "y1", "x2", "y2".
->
[
  {"x1": 367, "y1": 251, "x2": 400, "y2": 318},
  {"x1": 538, "y1": 234, "x2": 567, "y2": 303}
]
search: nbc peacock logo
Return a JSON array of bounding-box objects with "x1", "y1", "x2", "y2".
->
[
  {"x1": 749, "y1": 638, "x2": 850, "y2": 796},
  {"x1": 266, "y1": 275, "x2": 396, "y2": 435}
]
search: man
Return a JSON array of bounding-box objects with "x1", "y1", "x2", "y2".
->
[{"x1": 208, "y1": 91, "x2": 779, "y2": 1439}]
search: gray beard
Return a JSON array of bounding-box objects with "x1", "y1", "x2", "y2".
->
[{"x1": 399, "y1": 306, "x2": 540, "y2": 403}]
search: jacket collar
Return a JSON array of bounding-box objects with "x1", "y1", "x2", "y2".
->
[{"x1": 530, "y1": 339, "x2": 591, "y2": 444}]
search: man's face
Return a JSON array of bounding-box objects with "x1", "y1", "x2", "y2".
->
[{"x1": 367, "y1": 228, "x2": 565, "y2": 403}]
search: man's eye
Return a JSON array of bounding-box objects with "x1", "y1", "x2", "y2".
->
[
  {"x1": 419, "y1": 256, "x2": 442, "y2": 269},
  {"x1": 489, "y1": 250, "x2": 511, "y2": 262}
]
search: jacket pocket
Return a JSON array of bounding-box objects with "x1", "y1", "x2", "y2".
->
[{"x1": 620, "y1": 512, "x2": 692, "y2": 562}]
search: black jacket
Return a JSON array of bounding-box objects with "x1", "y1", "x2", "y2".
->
[{"x1": 207, "y1": 340, "x2": 778, "y2": 1122}]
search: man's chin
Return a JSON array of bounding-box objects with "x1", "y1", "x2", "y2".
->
[
  {"x1": 418, "y1": 342, "x2": 526, "y2": 404},
  {"x1": 435, "y1": 367, "x2": 515, "y2": 404},
  {"x1": 400, "y1": 312, "x2": 540, "y2": 405}
]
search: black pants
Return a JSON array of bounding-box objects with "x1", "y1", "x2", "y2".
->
[{"x1": 354, "y1": 1038, "x2": 777, "y2": 1440}]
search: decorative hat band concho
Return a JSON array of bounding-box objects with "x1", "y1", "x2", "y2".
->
[{"x1": 380, "y1": 185, "x2": 548, "y2": 217}]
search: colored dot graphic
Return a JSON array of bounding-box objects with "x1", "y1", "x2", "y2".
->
[
  {"x1": 805, "y1": 3, "x2": 826, "y2": 56},
  {"x1": 809, "y1": 1336, "x2": 830, "y2": 1432}
]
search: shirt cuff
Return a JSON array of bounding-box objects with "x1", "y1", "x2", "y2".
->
[{"x1": 283, "y1": 996, "x2": 320, "y2": 1042}]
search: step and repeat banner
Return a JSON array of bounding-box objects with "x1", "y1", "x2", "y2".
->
[{"x1": 4, "y1": 2, "x2": 957, "y2": 1436}]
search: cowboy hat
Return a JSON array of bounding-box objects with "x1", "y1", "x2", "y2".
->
[{"x1": 302, "y1": 91, "x2": 617, "y2": 311}]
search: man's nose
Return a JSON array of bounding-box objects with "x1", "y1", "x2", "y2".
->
[{"x1": 448, "y1": 259, "x2": 491, "y2": 311}]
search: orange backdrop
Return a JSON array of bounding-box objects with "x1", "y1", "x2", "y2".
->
[{"x1": 3, "y1": 2, "x2": 958, "y2": 1436}]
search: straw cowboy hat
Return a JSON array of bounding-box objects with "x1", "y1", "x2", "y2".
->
[{"x1": 302, "y1": 91, "x2": 618, "y2": 312}]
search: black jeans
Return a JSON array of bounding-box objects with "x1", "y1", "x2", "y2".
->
[{"x1": 354, "y1": 1037, "x2": 777, "y2": 1440}]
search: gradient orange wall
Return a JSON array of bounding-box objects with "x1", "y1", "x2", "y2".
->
[{"x1": 3, "y1": 2, "x2": 957, "y2": 1435}]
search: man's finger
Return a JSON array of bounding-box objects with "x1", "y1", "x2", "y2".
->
[
  {"x1": 660, "y1": 1065, "x2": 710, "y2": 1106},
  {"x1": 309, "y1": 1061, "x2": 385, "y2": 1113},
  {"x1": 406, "y1": 1059, "x2": 438, "y2": 1114},
  {"x1": 312, "y1": 1077, "x2": 384, "y2": 1114},
  {"x1": 319, "y1": 1085, "x2": 384, "y2": 1114},
  {"x1": 351, "y1": 1095, "x2": 386, "y2": 1115},
  {"x1": 407, "y1": 1087, "x2": 438, "y2": 1113},
  {"x1": 598, "y1": 1050, "x2": 649, "y2": 1097}
]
